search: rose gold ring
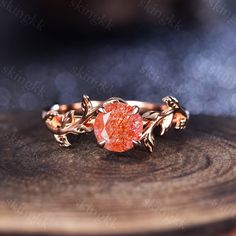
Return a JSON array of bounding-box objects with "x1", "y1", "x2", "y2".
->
[{"x1": 42, "y1": 95, "x2": 189, "y2": 153}]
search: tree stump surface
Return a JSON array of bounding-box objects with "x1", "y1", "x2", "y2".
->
[{"x1": 0, "y1": 112, "x2": 236, "y2": 236}]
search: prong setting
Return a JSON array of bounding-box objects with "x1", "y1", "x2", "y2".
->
[
  {"x1": 98, "y1": 140, "x2": 106, "y2": 148},
  {"x1": 98, "y1": 107, "x2": 106, "y2": 113},
  {"x1": 132, "y1": 105, "x2": 140, "y2": 115},
  {"x1": 132, "y1": 140, "x2": 141, "y2": 147}
]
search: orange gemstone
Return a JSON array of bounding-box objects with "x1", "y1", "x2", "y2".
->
[
  {"x1": 50, "y1": 115, "x2": 63, "y2": 128},
  {"x1": 94, "y1": 102, "x2": 143, "y2": 152}
]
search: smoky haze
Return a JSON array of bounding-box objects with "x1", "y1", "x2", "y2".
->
[{"x1": 0, "y1": 0, "x2": 235, "y2": 116}]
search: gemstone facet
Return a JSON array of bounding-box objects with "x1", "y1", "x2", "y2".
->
[{"x1": 94, "y1": 102, "x2": 143, "y2": 152}]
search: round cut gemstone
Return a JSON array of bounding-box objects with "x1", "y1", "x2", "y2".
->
[{"x1": 94, "y1": 102, "x2": 143, "y2": 152}]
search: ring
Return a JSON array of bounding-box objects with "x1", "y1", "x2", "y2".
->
[{"x1": 42, "y1": 95, "x2": 189, "y2": 153}]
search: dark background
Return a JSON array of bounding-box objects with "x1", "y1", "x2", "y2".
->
[{"x1": 0, "y1": 0, "x2": 236, "y2": 116}]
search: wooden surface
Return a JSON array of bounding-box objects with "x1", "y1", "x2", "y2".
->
[{"x1": 0, "y1": 112, "x2": 236, "y2": 236}]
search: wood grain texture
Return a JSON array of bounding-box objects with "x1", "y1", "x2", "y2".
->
[{"x1": 0, "y1": 112, "x2": 236, "y2": 236}]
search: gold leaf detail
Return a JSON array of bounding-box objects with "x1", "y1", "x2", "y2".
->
[
  {"x1": 82, "y1": 95, "x2": 93, "y2": 117},
  {"x1": 141, "y1": 130, "x2": 155, "y2": 152},
  {"x1": 160, "y1": 113, "x2": 174, "y2": 135},
  {"x1": 54, "y1": 134, "x2": 71, "y2": 147}
]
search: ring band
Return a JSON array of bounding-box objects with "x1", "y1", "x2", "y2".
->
[{"x1": 42, "y1": 95, "x2": 189, "y2": 153}]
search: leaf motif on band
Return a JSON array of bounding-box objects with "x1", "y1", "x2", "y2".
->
[
  {"x1": 141, "y1": 129, "x2": 155, "y2": 152},
  {"x1": 62, "y1": 110, "x2": 75, "y2": 127},
  {"x1": 162, "y1": 96, "x2": 180, "y2": 109},
  {"x1": 141, "y1": 111, "x2": 162, "y2": 152},
  {"x1": 160, "y1": 112, "x2": 174, "y2": 135},
  {"x1": 76, "y1": 124, "x2": 93, "y2": 133},
  {"x1": 142, "y1": 111, "x2": 160, "y2": 121},
  {"x1": 54, "y1": 134, "x2": 71, "y2": 147},
  {"x1": 82, "y1": 95, "x2": 93, "y2": 117},
  {"x1": 174, "y1": 112, "x2": 188, "y2": 130}
]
